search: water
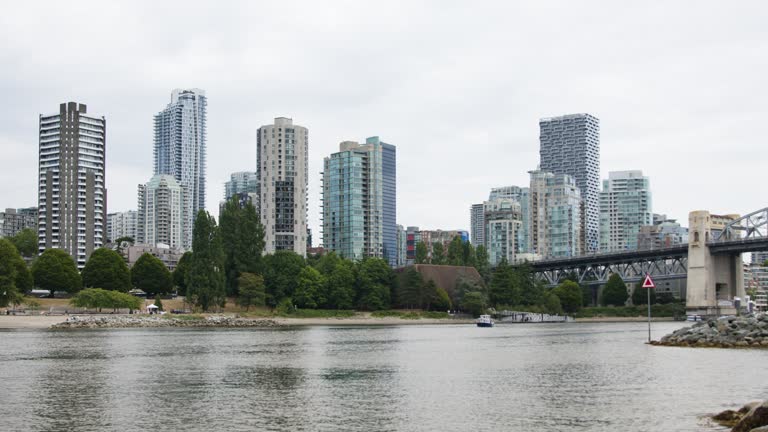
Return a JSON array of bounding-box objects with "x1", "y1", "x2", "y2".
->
[{"x1": 1, "y1": 322, "x2": 767, "y2": 431}]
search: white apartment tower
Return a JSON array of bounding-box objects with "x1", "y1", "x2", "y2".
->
[
  {"x1": 107, "y1": 210, "x2": 138, "y2": 243},
  {"x1": 153, "y1": 88, "x2": 206, "y2": 250},
  {"x1": 257, "y1": 117, "x2": 308, "y2": 256},
  {"x1": 599, "y1": 170, "x2": 652, "y2": 252},
  {"x1": 137, "y1": 174, "x2": 184, "y2": 250},
  {"x1": 38, "y1": 102, "x2": 106, "y2": 267}
]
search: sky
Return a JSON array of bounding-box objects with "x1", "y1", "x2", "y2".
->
[{"x1": 1, "y1": 1, "x2": 767, "y2": 246}]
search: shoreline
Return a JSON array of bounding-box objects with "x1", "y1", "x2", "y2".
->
[{"x1": 0, "y1": 314, "x2": 681, "y2": 329}]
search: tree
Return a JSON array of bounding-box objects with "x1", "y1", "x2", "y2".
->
[
  {"x1": 656, "y1": 291, "x2": 676, "y2": 304},
  {"x1": 543, "y1": 291, "x2": 563, "y2": 315},
  {"x1": 187, "y1": 211, "x2": 226, "y2": 311},
  {"x1": 263, "y1": 251, "x2": 305, "y2": 307},
  {"x1": 154, "y1": 295, "x2": 164, "y2": 311},
  {"x1": 10, "y1": 228, "x2": 37, "y2": 257},
  {"x1": 431, "y1": 242, "x2": 445, "y2": 265},
  {"x1": 461, "y1": 291, "x2": 487, "y2": 317},
  {"x1": 398, "y1": 267, "x2": 423, "y2": 309},
  {"x1": 474, "y1": 245, "x2": 491, "y2": 284},
  {"x1": 462, "y1": 241, "x2": 476, "y2": 268},
  {"x1": 415, "y1": 242, "x2": 428, "y2": 264},
  {"x1": 552, "y1": 280, "x2": 583, "y2": 314},
  {"x1": 0, "y1": 239, "x2": 26, "y2": 307},
  {"x1": 32, "y1": 249, "x2": 81, "y2": 297},
  {"x1": 631, "y1": 284, "x2": 657, "y2": 305},
  {"x1": 601, "y1": 274, "x2": 629, "y2": 306},
  {"x1": 220, "y1": 198, "x2": 265, "y2": 296},
  {"x1": 294, "y1": 266, "x2": 324, "y2": 309},
  {"x1": 173, "y1": 252, "x2": 192, "y2": 294},
  {"x1": 489, "y1": 259, "x2": 517, "y2": 306},
  {"x1": 447, "y1": 236, "x2": 464, "y2": 265},
  {"x1": 325, "y1": 261, "x2": 355, "y2": 309},
  {"x1": 82, "y1": 248, "x2": 131, "y2": 292},
  {"x1": 434, "y1": 286, "x2": 452, "y2": 311},
  {"x1": 355, "y1": 258, "x2": 393, "y2": 311},
  {"x1": 237, "y1": 272, "x2": 266, "y2": 311},
  {"x1": 114, "y1": 236, "x2": 134, "y2": 255},
  {"x1": 70, "y1": 288, "x2": 141, "y2": 311},
  {"x1": 131, "y1": 253, "x2": 173, "y2": 297}
]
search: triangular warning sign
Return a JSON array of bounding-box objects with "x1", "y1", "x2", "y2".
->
[{"x1": 642, "y1": 274, "x2": 656, "y2": 289}]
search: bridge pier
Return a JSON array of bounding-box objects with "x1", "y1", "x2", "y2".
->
[{"x1": 686, "y1": 211, "x2": 744, "y2": 316}]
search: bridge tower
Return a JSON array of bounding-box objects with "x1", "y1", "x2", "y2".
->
[{"x1": 686, "y1": 210, "x2": 744, "y2": 315}]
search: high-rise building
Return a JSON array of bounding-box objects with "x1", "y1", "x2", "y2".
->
[
  {"x1": 539, "y1": 113, "x2": 600, "y2": 253},
  {"x1": 106, "y1": 210, "x2": 138, "y2": 243},
  {"x1": 396, "y1": 224, "x2": 407, "y2": 267},
  {"x1": 637, "y1": 218, "x2": 688, "y2": 251},
  {"x1": 38, "y1": 102, "x2": 106, "y2": 267},
  {"x1": 224, "y1": 171, "x2": 258, "y2": 200},
  {"x1": 406, "y1": 226, "x2": 421, "y2": 264},
  {"x1": 489, "y1": 186, "x2": 525, "y2": 201},
  {"x1": 137, "y1": 174, "x2": 184, "y2": 250},
  {"x1": 529, "y1": 170, "x2": 582, "y2": 258},
  {"x1": 470, "y1": 203, "x2": 485, "y2": 248},
  {"x1": 599, "y1": 170, "x2": 652, "y2": 252},
  {"x1": 484, "y1": 198, "x2": 523, "y2": 266},
  {"x1": 257, "y1": 117, "x2": 308, "y2": 256},
  {"x1": 153, "y1": 89, "x2": 207, "y2": 250},
  {"x1": 322, "y1": 138, "x2": 397, "y2": 265},
  {"x1": 0, "y1": 207, "x2": 37, "y2": 238}
]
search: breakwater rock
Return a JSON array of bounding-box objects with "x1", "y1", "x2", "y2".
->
[
  {"x1": 650, "y1": 313, "x2": 768, "y2": 348},
  {"x1": 712, "y1": 400, "x2": 768, "y2": 432},
  {"x1": 51, "y1": 315, "x2": 281, "y2": 329}
]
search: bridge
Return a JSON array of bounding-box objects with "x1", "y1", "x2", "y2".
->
[{"x1": 530, "y1": 208, "x2": 768, "y2": 315}]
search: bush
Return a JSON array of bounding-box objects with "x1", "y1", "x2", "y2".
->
[
  {"x1": 276, "y1": 297, "x2": 295, "y2": 315},
  {"x1": 601, "y1": 274, "x2": 628, "y2": 306},
  {"x1": 70, "y1": 288, "x2": 142, "y2": 311}
]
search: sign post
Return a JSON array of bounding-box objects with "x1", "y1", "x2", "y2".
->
[{"x1": 642, "y1": 274, "x2": 656, "y2": 342}]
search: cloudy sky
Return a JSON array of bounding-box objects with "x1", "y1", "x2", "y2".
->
[{"x1": 1, "y1": 1, "x2": 766, "y2": 245}]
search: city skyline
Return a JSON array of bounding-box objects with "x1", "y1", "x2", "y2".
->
[{"x1": 1, "y1": 3, "x2": 767, "y2": 246}]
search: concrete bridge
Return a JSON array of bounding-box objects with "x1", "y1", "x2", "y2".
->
[{"x1": 530, "y1": 208, "x2": 768, "y2": 315}]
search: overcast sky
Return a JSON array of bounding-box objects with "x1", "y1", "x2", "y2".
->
[{"x1": 1, "y1": 1, "x2": 766, "y2": 246}]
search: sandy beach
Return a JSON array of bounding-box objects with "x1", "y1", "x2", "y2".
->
[{"x1": 0, "y1": 315, "x2": 69, "y2": 329}]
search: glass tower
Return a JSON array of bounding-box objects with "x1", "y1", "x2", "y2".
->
[
  {"x1": 539, "y1": 113, "x2": 600, "y2": 254},
  {"x1": 599, "y1": 170, "x2": 652, "y2": 252},
  {"x1": 153, "y1": 89, "x2": 207, "y2": 250}
]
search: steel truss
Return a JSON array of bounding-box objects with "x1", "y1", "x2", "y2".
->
[{"x1": 533, "y1": 256, "x2": 688, "y2": 286}]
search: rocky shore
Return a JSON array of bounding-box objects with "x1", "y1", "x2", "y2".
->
[
  {"x1": 712, "y1": 400, "x2": 768, "y2": 432},
  {"x1": 51, "y1": 315, "x2": 281, "y2": 329},
  {"x1": 650, "y1": 313, "x2": 768, "y2": 348}
]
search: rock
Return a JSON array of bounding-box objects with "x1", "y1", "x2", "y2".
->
[
  {"x1": 748, "y1": 426, "x2": 768, "y2": 431},
  {"x1": 733, "y1": 400, "x2": 768, "y2": 432},
  {"x1": 712, "y1": 409, "x2": 743, "y2": 426}
]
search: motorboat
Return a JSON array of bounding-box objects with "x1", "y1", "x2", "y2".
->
[{"x1": 476, "y1": 314, "x2": 494, "y2": 327}]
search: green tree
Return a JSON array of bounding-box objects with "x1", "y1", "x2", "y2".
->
[
  {"x1": 415, "y1": 242, "x2": 428, "y2": 264},
  {"x1": 461, "y1": 291, "x2": 487, "y2": 317},
  {"x1": 431, "y1": 242, "x2": 445, "y2": 265},
  {"x1": 263, "y1": 251, "x2": 305, "y2": 307},
  {"x1": 514, "y1": 264, "x2": 540, "y2": 306},
  {"x1": 81, "y1": 248, "x2": 131, "y2": 292},
  {"x1": 0, "y1": 239, "x2": 25, "y2": 307},
  {"x1": 553, "y1": 280, "x2": 583, "y2": 314},
  {"x1": 543, "y1": 291, "x2": 563, "y2": 315},
  {"x1": 131, "y1": 253, "x2": 173, "y2": 297},
  {"x1": 237, "y1": 272, "x2": 266, "y2": 310},
  {"x1": 447, "y1": 236, "x2": 464, "y2": 265},
  {"x1": 631, "y1": 284, "x2": 657, "y2": 305},
  {"x1": 154, "y1": 295, "x2": 164, "y2": 311},
  {"x1": 32, "y1": 249, "x2": 81, "y2": 297},
  {"x1": 113, "y1": 236, "x2": 134, "y2": 255},
  {"x1": 187, "y1": 211, "x2": 226, "y2": 311},
  {"x1": 434, "y1": 286, "x2": 452, "y2": 311},
  {"x1": 455, "y1": 275, "x2": 484, "y2": 307},
  {"x1": 656, "y1": 291, "x2": 676, "y2": 304},
  {"x1": 601, "y1": 274, "x2": 629, "y2": 306},
  {"x1": 474, "y1": 245, "x2": 491, "y2": 284},
  {"x1": 70, "y1": 288, "x2": 142, "y2": 311},
  {"x1": 220, "y1": 198, "x2": 265, "y2": 296},
  {"x1": 398, "y1": 267, "x2": 423, "y2": 309},
  {"x1": 326, "y1": 261, "x2": 355, "y2": 309},
  {"x1": 294, "y1": 266, "x2": 325, "y2": 309},
  {"x1": 173, "y1": 252, "x2": 192, "y2": 294},
  {"x1": 489, "y1": 259, "x2": 518, "y2": 306},
  {"x1": 10, "y1": 228, "x2": 37, "y2": 257},
  {"x1": 355, "y1": 258, "x2": 393, "y2": 311},
  {"x1": 463, "y1": 241, "x2": 476, "y2": 267}
]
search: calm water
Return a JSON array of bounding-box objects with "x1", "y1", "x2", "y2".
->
[{"x1": 1, "y1": 322, "x2": 767, "y2": 431}]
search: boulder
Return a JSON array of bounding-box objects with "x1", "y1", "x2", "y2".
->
[{"x1": 732, "y1": 400, "x2": 768, "y2": 432}]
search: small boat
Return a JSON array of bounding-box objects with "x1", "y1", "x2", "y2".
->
[{"x1": 476, "y1": 314, "x2": 494, "y2": 327}]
